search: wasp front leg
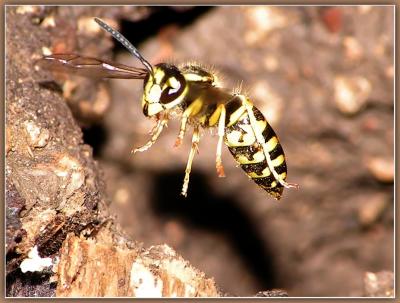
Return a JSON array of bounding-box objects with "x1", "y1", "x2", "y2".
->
[
  {"x1": 174, "y1": 100, "x2": 203, "y2": 147},
  {"x1": 216, "y1": 105, "x2": 226, "y2": 177},
  {"x1": 181, "y1": 126, "x2": 200, "y2": 197},
  {"x1": 174, "y1": 114, "x2": 189, "y2": 147},
  {"x1": 132, "y1": 115, "x2": 168, "y2": 154}
]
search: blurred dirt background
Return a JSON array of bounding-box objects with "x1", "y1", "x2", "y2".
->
[{"x1": 6, "y1": 5, "x2": 394, "y2": 297}]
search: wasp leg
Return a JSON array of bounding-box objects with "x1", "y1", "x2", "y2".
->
[
  {"x1": 175, "y1": 99, "x2": 203, "y2": 147},
  {"x1": 132, "y1": 117, "x2": 168, "y2": 154},
  {"x1": 216, "y1": 105, "x2": 226, "y2": 177},
  {"x1": 244, "y1": 102, "x2": 299, "y2": 189},
  {"x1": 174, "y1": 115, "x2": 189, "y2": 147},
  {"x1": 181, "y1": 126, "x2": 200, "y2": 197}
]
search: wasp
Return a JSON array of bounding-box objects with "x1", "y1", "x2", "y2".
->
[{"x1": 38, "y1": 17, "x2": 298, "y2": 199}]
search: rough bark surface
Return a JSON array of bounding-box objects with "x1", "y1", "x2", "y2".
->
[
  {"x1": 56, "y1": 234, "x2": 219, "y2": 297},
  {"x1": 5, "y1": 6, "x2": 220, "y2": 297}
]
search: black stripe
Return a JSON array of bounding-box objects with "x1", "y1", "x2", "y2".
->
[
  {"x1": 159, "y1": 76, "x2": 168, "y2": 91},
  {"x1": 253, "y1": 175, "x2": 276, "y2": 188},
  {"x1": 274, "y1": 162, "x2": 287, "y2": 175},
  {"x1": 227, "y1": 145, "x2": 256, "y2": 160},
  {"x1": 269, "y1": 143, "x2": 284, "y2": 162},
  {"x1": 240, "y1": 161, "x2": 268, "y2": 176},
  {"x1": 228, "y1": 121, "x2": 245, "y2": 133},
  {"x1": 203, "y1": 103, "x2": 218, "y2": 125},
  {"x1": 263, "y1": 123, "x2": 275, "y2": 142},
  {"x1": 254, "y1": 176, "x2": 284, "y2": 199},
  {"x1": 225, "y1": 96, "x2": 243, "y2": 121},
  {"x1": 252, "y1": 106, "x2": 265, "y2": 121},
  {"x1": 266, "y1": 186, "x2": 284, "y2": 199},
  {"x1": 143, "y1": 103, "x2": 148, "y2": 116}
]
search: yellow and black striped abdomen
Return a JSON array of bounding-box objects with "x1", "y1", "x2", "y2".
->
[{"x1": 224, "y1": 97, "x2": 288, "y2": 200}]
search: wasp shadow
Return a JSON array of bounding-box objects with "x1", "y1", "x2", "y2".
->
[{"x1": 150, "y1": 169, "x2": 279, "y2": 290}]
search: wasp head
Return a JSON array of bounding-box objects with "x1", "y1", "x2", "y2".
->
[{"x1": 142, "y1": 63, "x2": 188, "y2": 117}]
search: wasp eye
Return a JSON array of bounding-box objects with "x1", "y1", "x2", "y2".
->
[{"x1": 159, "y1": 73, "x2": 186, "y2": 104}]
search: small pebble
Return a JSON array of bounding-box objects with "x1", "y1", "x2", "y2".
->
[
  {"x1": 40, "y1": 16, "x2": 55, "y2": 28},
  {"x1": 244, "y1": 7, "x2": 288, "y2": 44},
  {"x1": 24, "y1": 120, "x2": 50, "y2": 148},
  {"x1": 114, "y1": 187, "x2": 130, "y2": 205},
  {"x1": 364, "y1": 271, "x2": 394, "y2": 297},
  {"x1": 334, "y1": 76, "x2": 372, "y2": 115},
  {"x1": 41, "y1": 46, "x2": 52, "y2": 56},
  {"x1": 357, "y1": 193, "x2": 388, "y2": 227},
  {"x1": 320, "y1": 7, "x2": 342, "y2": 33},
  {"x1": 16, "y1": 6, "x2": 37, "y2": 15},
  {"x1": 343, "y1": 36, "x2": 363, "y2": 61},
  {"x1": 78, "y1": 17, "x2": 101, "y2": 34},
  {"x1": 54, "y1": 155, "x2": 85, "y2": 200},
  {"x1": 366, "y1": 157, "x2": 394, "y2": 183}
]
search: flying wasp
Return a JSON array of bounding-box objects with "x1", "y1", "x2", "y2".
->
[{"x1": 38, "y1": 17, "x2": 298, "y2": 199}]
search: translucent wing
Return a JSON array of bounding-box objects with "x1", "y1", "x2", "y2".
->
[{"x1": 36, "y1": 54, "x2": 148, "y2": 79}]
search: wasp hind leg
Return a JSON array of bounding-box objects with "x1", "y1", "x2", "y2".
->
[
  {"x1": 216, "y1": 105, "x2": 226, "y2": 177},
  {"x1": 181, "y1": 126, "x2": 200, "y2": 197},
  {"x1": 132, "y1": 116, "x2": 168, "y2": 154}
]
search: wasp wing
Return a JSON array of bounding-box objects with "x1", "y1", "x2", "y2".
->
[{"x1": 36, "y1": 54, "x2": 148, "y2": 79}]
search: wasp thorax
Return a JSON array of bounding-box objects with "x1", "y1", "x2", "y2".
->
[{"x1": 142, "y1": 63, "x2": 187, "y2": 117}]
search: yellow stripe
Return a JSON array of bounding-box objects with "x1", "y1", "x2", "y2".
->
[
  {"x1": 186, "y1": 99, "x2": 204, "y2": 116},
  {"x1": 256, "y1": 120, "x2": 267, "y2": 133},
  {"x1": 266, "y1": 136, "x2": 278, "y2": 152},
  {"x1": 270, "y1": 181, "x2": 277, "y2": 188},
  {"x1": 225, "y1": 130, "x2": 242, "y2": 147},
  {"x1": 143, "y1": 77, "x2": 153, "y2": 97},
  {"x1": 279, "y1": 172, "x2": 287, "y2": 180},
  {"x1": 237, "y1": 150, "x2": 265, "y2": 164},
  {"x1": 184, "y1": 73, "x2": 213, "y2": 82},
  {"x1": 208, "y1": 105, "x2": 223, "y2": 126},
  {"x1": 227, "y1": 106, "x2": 246, "y2": 127},
  {"x1": 199, "y1": 115, "x2": 207, "y2": 124},
  {"x1": 226, "y1": 127, "x2": 256, "y2": 147},
  {"x1": 154, "y1": 69, "x2": 165, "y2": 84},
  {"x1": 271, "y1": 154, "x2": 284, "y2": 167},
  {"x1": 249, "y1": 166, "x2": 271, "y2": 178},
  {"x1": 238, "y1": 124, "x2": 256, "y2": 145}
]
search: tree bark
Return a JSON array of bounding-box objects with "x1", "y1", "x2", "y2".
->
[{"x1": 5, "y1": 6, "x2": 220, "y2": 297}]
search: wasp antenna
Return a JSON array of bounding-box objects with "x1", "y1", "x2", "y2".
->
[{"x1": 94, "y1": 17, "x2": 154, "y2": 75}]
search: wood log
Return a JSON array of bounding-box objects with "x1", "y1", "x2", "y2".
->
[{"x1": 5, "y1": 6, "x2": 221, "y2": 298}]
